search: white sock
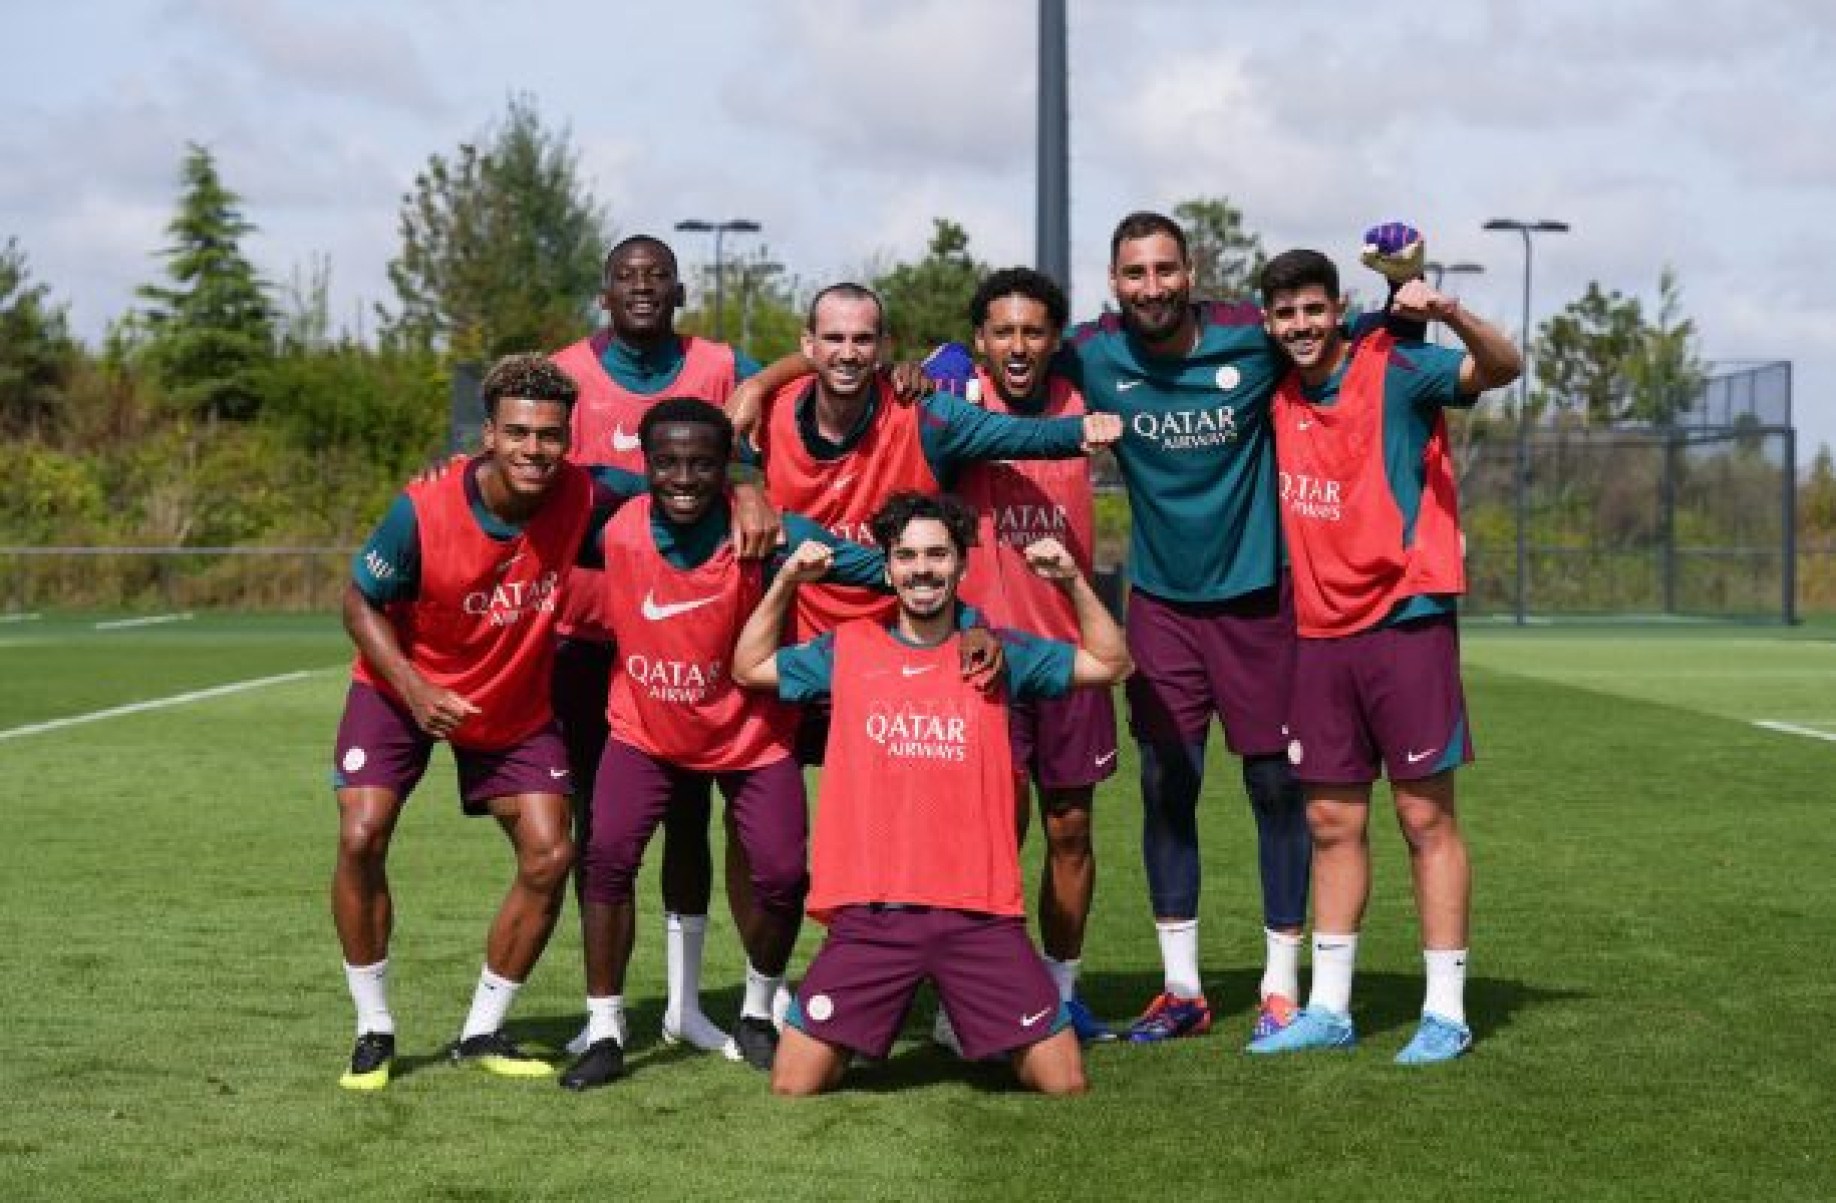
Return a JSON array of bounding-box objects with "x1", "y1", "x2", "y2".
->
[
  {"x1": 1155, "y1": 919, "x2": 1202, "y2": 999},
  {"x1": 1422, "y1": 949, "x2": 1469, "y2": 1025},
  {"x1": 1043, "y1": 956, "x2": 1080, "y2": 1002},
  {"x1": 662, "y1": 914, "x2": 730, "y2": 1051},
  {"x1": 742, "y1": 963, "x2": 783, "y2": 1021},
  {"x1": 664, "y1": 912, "x2": 709, "y2": 1023},
  {"x1": 771, "y1": 980, "x2": 793, "y2": 1030},
  {"x1": 1260, "y1": 928, "x2": 1303, "y2": 1001},
  {"x1": 343, "y1": 959, "x2": 394, "y2": 1036},
  {"x1": 1307, "y1": 932, "x2": 1359, "y2": 1016},
  {"x1": 586, "y1": 995, "x2": 628, "y2": 1045},
  {"x1": 460, "y1": 966, "x2": 521, "y2": 1040}
]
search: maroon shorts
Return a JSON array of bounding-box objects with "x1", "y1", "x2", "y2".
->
[
  {"x1": 1286, "y1": 614, "x2": 1474, "y2": 786},
  {"x1": 1009, "y1": 686, "x2": 1120, "y2": 791},
  {"x1": 1124, "y1": 583, "x2": 1296, "y2": 755},
  {"x1": 550, "y1": 636, "x2": 613, "y2": 788},
  {"x1": 331, "y1": 681, "x2": 573, "y2": 816},
  {"x1": 580, "y1": 738, "x2": 809, "y2": 916},
  {"x1": 788, "y1": 906, "x2": 1068, "y2": 1061}
]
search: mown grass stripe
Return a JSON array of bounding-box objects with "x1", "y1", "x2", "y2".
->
[{"x1": 0, "y1": 670, "x2": 317, "y2": 741}]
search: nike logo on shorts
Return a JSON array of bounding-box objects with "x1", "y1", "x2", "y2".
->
[
  {"x1": 548, "y1": 768, "x2": 570, "y2": 778},
  {"x1": 1020, "y1": 1008, "x2": 1051, "y2": 1027},
  {"x1": 1405, "y1": 748, "x2": 1439, "y2": 765},
  {"x1": 1095, "y1": 749, "x2": 1118, "y2": 768},
  {"x1": 641, "y1": 591, "x2": 721, "y2": 621}
]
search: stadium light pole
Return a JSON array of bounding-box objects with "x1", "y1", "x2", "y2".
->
[
  {"x1": 1484, "y1": 218, "x2": 1568, "y2": 626},
  {"x1": 1037, "y1": 0, "x2": 1070, "y2": 305},
  {"x1": 674, "y1": 218, "x2": 761, "y2": 344}
]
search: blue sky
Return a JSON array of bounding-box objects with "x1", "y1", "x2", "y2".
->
[{"x1": 5, "y1": 0, "x2": 1832, "y2": 454}]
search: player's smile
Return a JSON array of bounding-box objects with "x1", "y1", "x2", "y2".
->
[
  {"x1": 603, "y1": 242, "x2": 679, "y2": 338},
  {"x1": 1110, "y1": 231, "x2": 1193, "y2": 348},
  {"x1": 644, "y1": 423, "x2": 726, "y2": 524},
  {"x1": 1264, "y1": 284, "x2": 1346, "y2": 383}
]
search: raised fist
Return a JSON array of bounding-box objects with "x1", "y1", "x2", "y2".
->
[{"x1": 1361, "y1": 222, "x2": 1426, "y2": 285}]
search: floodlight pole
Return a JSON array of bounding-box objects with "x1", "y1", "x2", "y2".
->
[
  {"x1": 675, "y1": 218, "x2": 761, "y2": 344},
  {"x1": 1036, "y1": 0, "x2": 1070, "y2": 303},
  {"x1": 1484, "y1": 219, "x2": 1568, "y2": 625}
]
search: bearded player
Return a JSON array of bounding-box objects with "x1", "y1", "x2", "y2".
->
[{"x1": 732, "y1": 493, "x2": 1132, "y2": 1096}]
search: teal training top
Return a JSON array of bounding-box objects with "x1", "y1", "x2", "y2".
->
[
  {"x1": 1059, "y1": 302, "x2": 1285, "y2": 603},
  {"x1": 597, "y1": 335, "x2": 761, "y2": 393}
]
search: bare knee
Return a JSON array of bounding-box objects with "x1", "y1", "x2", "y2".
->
[
  {"x1": 1013, "y1": 1030, "x2": 1087, "y2": 1095},
  {"x1": 518, "y1": 836, "x2": 576, "y2": 894}
]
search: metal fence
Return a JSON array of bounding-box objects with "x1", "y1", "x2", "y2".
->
[
  {"x1": 1456, "y1": 360, "x2": 1795, "y2": 622},
  {"x1": 0, "y1": 547, "x2": 351, "y2": 614}
]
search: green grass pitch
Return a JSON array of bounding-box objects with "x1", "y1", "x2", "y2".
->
[{"x1": 1, "y1": 613, "x2": 1832, "y2": 1200}]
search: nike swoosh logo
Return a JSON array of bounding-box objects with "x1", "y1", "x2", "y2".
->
[
  {"x1": 830, "y1": 474, "x2": 856, "y2": 493},
  {"x1": 1116, "y1": 379, "x2": 1143, "y2": 392},
  {"x1": 901, "y1": 665, "x2": 936, "y2": 678},
  {"x1": 640, "y1": 591, "x2": 721, "y2": 621},
  {"x1": 1020, "y1": 1008, "x2": 1051, "y2": 1027},
  {"x1": 1405, "y1": 748, "x2": 1438, "y2": 764},
  {"x1": 1095, "y1": 749, "x2": 1118, "y2": 768},
  {"x1": 548, "y1": 768, "x2": 569, "y2": 779},
  {"x1": 494, "y1": 553, "x2": 524, "y2": 576},
  {"x1": 1296, "y1": 420, "x2": 1313, "y2": 431},
  {"x1": 611, "y1": 427, "x2": 642, "y2": 452}
]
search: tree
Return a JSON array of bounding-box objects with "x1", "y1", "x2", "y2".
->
[
  {"x1": 384, "y1": 96, "x2": 610, "y2": 360},
  {"x1": 0, "y1": 238, "x2": 75, "y2": 438},
  {"x1": 136, "y1": 143, "x2": 276, "y2": 422},
  {"x1": 1532, "y1": 282, "x2": 1646, "y2": 424},
  {"x1": 1621, "y1": 267, "x2": 1706, "y2": 426},
  {"x1": 1174, "y1": 197, "x2": 1266, "y2": 301},
  {"x1": 1533, "y1": 270, "x2": 1705, "y2": 426},
  {"x1": 872, "y1": 218, "x2": 987, "y2": 359}
]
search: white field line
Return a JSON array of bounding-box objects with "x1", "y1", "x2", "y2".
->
[
  {"x1": 94, "y1": 612, "x2": 195, "y2": 630},
  {"x1": 0, "y1": 612, "x2": 41, "y2": 624},
  {"x1": 1753, "y1": 720, "x2": 1836, "y2": 744},
  {"x1": 0, "y1": 670, "x2": 318, "y2": 742}
]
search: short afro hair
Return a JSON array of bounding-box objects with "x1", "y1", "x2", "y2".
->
[
  {"x1": 638, "y1": 396, "x2": 735, "y2": 463},
  {"x1": 969, "y1": 267, "x2": 1069, "y2": 331},
  {"x1": 481, "y1": 353, "x2": 578, "y2": 420}
]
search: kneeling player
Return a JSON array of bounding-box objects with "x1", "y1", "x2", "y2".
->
[
  {"x1": 732, "y1": 493, "x2": 1132, "y2": 1096},
  {"x1": 330, "y1": 355, "x2": 599, "y2": 1089}
]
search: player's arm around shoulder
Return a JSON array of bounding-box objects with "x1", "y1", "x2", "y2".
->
[
  {"x1": 1023, "y1": 537, "x2": 1132, "y2": 688},
  {"x1": 1391, "y1": 279, "x2": 1522, "y2": 395}
]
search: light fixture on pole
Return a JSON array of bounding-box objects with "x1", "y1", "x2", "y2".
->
[
  {"x1": 1424, "y1": 260, "x2": 1485, "y2": 291},
  {"x1": 1483, "y1": 218, "x2": 1569, "y2": 626},
  {"x1": 674, "y1": 218, "x2": 762, "y2": 343}
]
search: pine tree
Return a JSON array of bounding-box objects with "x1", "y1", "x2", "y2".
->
[
  {"x1": 0, "y1": 237, "x2": 75, "y2": 437},
  {"x1": 136, "y1": 143, "x2": 275, "y2": 421}
]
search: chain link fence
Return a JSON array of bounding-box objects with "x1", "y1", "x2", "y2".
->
[{"x1": 1453, "y1": 360, "x2": 1795, "y2": 622}]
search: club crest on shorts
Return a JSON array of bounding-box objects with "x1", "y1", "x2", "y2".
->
[
  {"x1": 806, "y1": 993, "x2": 835, "y2": 1022},
  {"x1": 342, "y1": 746, "x2": 368, "y2": 773}
]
